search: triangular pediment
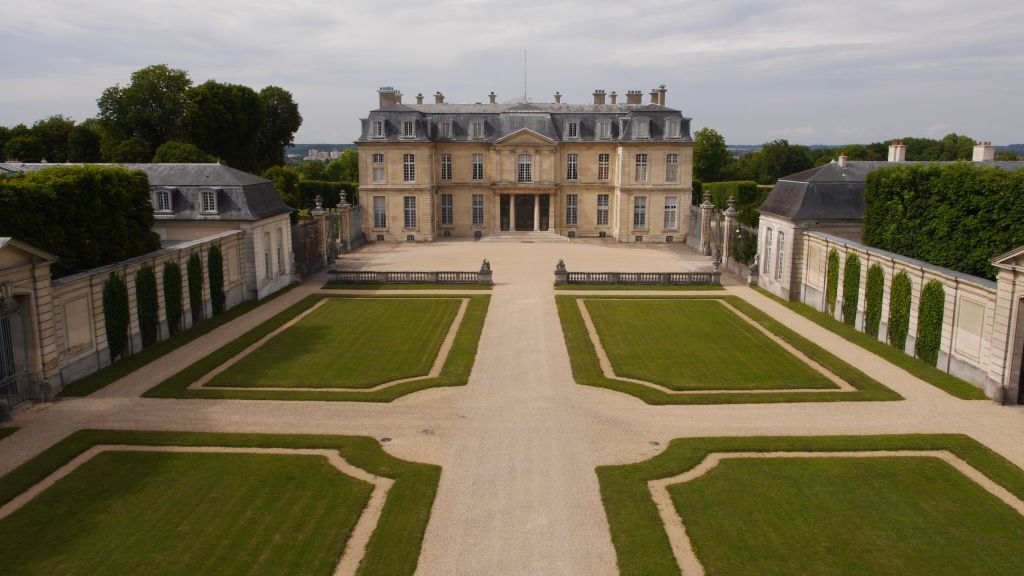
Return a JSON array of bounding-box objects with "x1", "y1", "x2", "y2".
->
[
  {"x1": 0, "y1": 237, "x2": 57, "y2": 269},
  {"x1": 992, "y1": 244, "x2": 1024, "y2": 270},
  {"x1": 495, "y1": 128, "x2": 555, "y2": 146}
]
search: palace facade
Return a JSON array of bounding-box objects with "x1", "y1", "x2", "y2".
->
[{"x1": 356, "y1": 86, "x2": 694, "y2": 242}]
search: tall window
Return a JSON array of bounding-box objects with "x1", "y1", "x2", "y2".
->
[
  {"x1": 372, "y1": 120, "x2": 384, "y2": 138},
  {"x1": 471, "y1": 120, "x2": 483, "y2": 139},
  {"x1": 402, "y1": 120, "x2": 415, "y2": 138},
  {"x1": 201, "y1": 190, "x2": 217, "y2": 213},
  {"x1": 566, "y1": 194, "x2": 578, "y2": 226},
  {"x1": 472, "y1": 154, "x2": 484, "y2": 181},
  {"x1": 597, "y1": 194, "x2": 609, "y2": 226},
  {"x1": 403, "y1": 196, "x2": 417, "y2": 228},
  {"x1": 472, "y1": 194, "x2": 484, "y2": 226},
  {"x1": 775, "y1": 232, "x2": 785, "y2": 280},
  {"x1": 517, "y1": 154, "x2": 532, "y2": 183},
  {"x1": 633, "y1": 196, "x2": 647, "y2": 228},
  {"x1": 372, "y1": 153, "x2": 385, "y2": 183},
  {"x1": 441, "y1": 194, "x2": 453, "y2": 225},
  {"x1": 440, "y1": 153, "x2": 452, "y2": 180},
  {"x1": 666, "y1": 119, "x2": 680, "y2": 139},
  {"x1": 403, "y1": 153, "x2": 415, "y2": 182},
  {"x1": 156, "y1": 189, "x2": 171, "y2": 212},
  {"x1": 566, "y1": 121, "x2": 578, "y2": 138},
  {"x1": 635, "y1": 154, "x2": 648, "y2": 183},
  {"x1": 597, "y1": 121, "x2": 610, "y2": 139},
  {"x1": 276, "y1": 228, "x2": 284, "y2": 275},
  {"x1": 634, "y1": 119, "x2": 650, "y2": 139},
  {"x1": 263, "y1": 231, "x2": 271, "y2": 279},
  {"x1": 373, "y1": 196, "x2": 387, "y2": 228},
  {"x1": 665, "y1": 153, "x2": 679, "y2": 183},
  {"x1": 664, "y1": 196, "x2": 678, "y2": 229},
  {"x1": 566, "y1": 153, "x2": 578, "y2": 181},
  {"x1": 439, "y1": 122, "x2": 452, "y2": 138},
  {"x1": 764, "y1": 228, "x2": 773, "y2": 274},
  {"x1": 597, "y1": 153, "x2": 610, "y2": 181}
]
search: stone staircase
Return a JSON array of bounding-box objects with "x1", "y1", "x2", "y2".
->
[{"x1": 479, "y1": 231, "x2": 570, "y2": 243}]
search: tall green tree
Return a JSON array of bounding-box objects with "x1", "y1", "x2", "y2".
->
[
  {"x1": 262, "y1": 165, "x2": 300, "y2": 209},
  {"x1": 324, "y1": 149, "x2": 358, "y2": 182},
  {"x1": 97, "y1": 64, "x2": 192, "y2": 159},
  {"x1": 152, "y1": 141, "x2": 217, "y2": 163},
  {"x1": 184, "y1": 81, "x2": 262, "y2": 172},
  {"x1": 67, "y1": 119, "x2": 103, "y2": 162},
  {"x1": 257, "y1": 86, "x2": 302, "y2": 171},
  {"x1": 30, "y1": 115, "x2": 75, "y2": 162},
  {"x1": 693, "y1": 127, "x2": 730, "y2": 182}
]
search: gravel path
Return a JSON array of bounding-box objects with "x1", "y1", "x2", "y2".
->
[{"x1": 2, "y1": 240, "x2": 1024, "y2": 575}]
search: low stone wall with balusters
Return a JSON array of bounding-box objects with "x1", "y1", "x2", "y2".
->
[
  {"x1": 553, "y1": 260, "x2": 719, "y2": 286},
  {"x1": 327, "y1": 260, "x2": 493, "y2": 286}
]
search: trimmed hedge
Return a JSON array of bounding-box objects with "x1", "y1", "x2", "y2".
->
[
  {"x1": 864, "y1": 264, "x2": 884, "y2": 337},
  {"x1": 187, "y1": 252, "x2": 203, "y2": 323},
  {"x1": 841, "y1": 254, "x2": 861, "y2": 326},
  {"x1": 704, "y1": 180, "x2": 767, "y2": 227},
  {"x1": 0, "y1": 166, "x2": 161, "y2": 277},
  {"x1": 732, "y1": 229, "x2": 758, "y2": 265},
  {"x1": 162, "y1": 261, "x2": 183, "y2": 335},
  {"x1": 888, "y1": 271, "x2": 912, "y2": 351},
  {"x1": 134, "y1": 265, "x2": 159, "y2": 348},
  {"x1": 207, "y1": 245, "x2": 225, "y2": 316},
  {"x1": 102, "y1": 273, "x2": 129, "y2": 361},
  {"x1": 298, "y1": 180, "x2": 358, "y2": 209},
  {"x1": 825, "y1": 248, "x2": 840, "y2": 315},
  {"x1": 916, "y1": 280, "x2": 946, "y2": 365},
  {"x1": 864, "y1": 163, "x2": 1024, "y2": 280}
]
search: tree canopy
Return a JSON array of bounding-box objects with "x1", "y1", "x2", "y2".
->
[
  {"x1": 693, "y1": 127, "x2": 729, "y2": 182},
  {"x1": 152, "y1": 141, "x2": 217, "y2": 163}
]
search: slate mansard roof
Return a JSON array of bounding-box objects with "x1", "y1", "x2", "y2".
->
[
  {"x1": 759, "y1": 160, "x2": 1024, "y2": 222},
  {"x1": 0, "y1": 162, "x2": 291, "y2": 222},
  {"x1": 358, "y1": 100, "x2": 693, "y2": 143}
]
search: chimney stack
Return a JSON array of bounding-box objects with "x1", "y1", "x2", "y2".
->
[
  {"x1": 378, "y1": 86, "x2": 401, "y2": 108},
  {"x1": 609, "y1": 91, "x2": 617, "y2": 105},
  {"x1": 626, "y1": 90, "x2": 643, "y2": 105},
  {"x1": 554, "y1": 91, "x2": 562, "y2": 104},
  {"x1": 887, "y1": 140, "x2": 906, "y2": 162},
  {"x1": 488, "y1": 91, "x2": 496, "y2": 104},
  {"x1": 658, "y1": 84, "x2": 667, "y2": 107},
  {"x1": 973, "y1": 141, "x2": 995, "y2": 162},
  {"x1": 649, "y1": 88, "x2": 660, "y2": 106},
  {"x1": 434, "y1": 91, "x2": 445, "y2": 104},
  {"x1": 416, "y1": 93, "x2": 424, "y2": 104},
  {"x1": 837, "y1": 153, "x2": 848, "y2": 168},
  {"x1": 593, "y1": 89, "x2": 606, "y2": 105}
]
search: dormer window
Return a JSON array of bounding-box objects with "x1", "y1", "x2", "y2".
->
[
  {"x1": 471, "y1": 120, "x2": 484, "y2": 139},
  {"x1": 402, "y1": 120, "x2": 415, "y2": 138},
  {"x1": 200, "y1": 190, "x2": 217, "y2": 213},
  {"x1": 666, "y1": 119, "x2": 680, "y2": 139},
  {"x1": 155, "y1": 189, "x2": 172, "y2": 212},
  {"x1": 597, "y1": 121, "x2": 611, "y2": 139},
  {"x1": 439, "y1": 121, "x2": 452, "y2": 138},
  {"x1": 371, "y1": 120, "x2": 384, "y2": 138},
  {"x1": 566, "y1": 120, "x2": 579, "y2": 139},
  {"x1": 633, "y1": 118, "x2": 650, "y2": 139}
]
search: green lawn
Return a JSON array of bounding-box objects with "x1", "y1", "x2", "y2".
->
[
  {"x1": 586, "y1": 299, "x2": 834, "y2": 390},
  {"x1": 0, "y1": 429, "x2": 441, "y2": 576},
  {"x1": 598, "y1": 434, "x2": 1024, "y2": 576},
  {"x1": 0, "y1": 427, "x2": 16, "y2": 441},
  {"x1": 671, "y1": 456, "x2": 1024, "y2": 575},
  {"x1": 555, "y1": 284, "x2": 723, "y2": 291},
  {"x1": 755, "y1": 287, "x2": 987, "y2": 399},
  {"x1": 208, "y1": 298, "x2": 461, "y2": 389},
  {"x1": 323, "y1": 283, "x2": 492, "y2": 290},
  {"x1": 557, "y1": 295, "x2": 900, "y2": 404},
  {"x1": 145, "y1": 294, "x2": 490, "y2": 401}
]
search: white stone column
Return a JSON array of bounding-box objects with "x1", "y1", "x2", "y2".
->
[
  {"x1": 533, "y1": 194, "x2": 540, "y2": 231},
  {"x1": 510, "y1": 193, "x2": 516, "y2": 231}
]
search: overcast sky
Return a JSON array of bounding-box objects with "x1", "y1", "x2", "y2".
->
[{"x1": 3, "y1": 0, "x2": 1022, "y2": 145}]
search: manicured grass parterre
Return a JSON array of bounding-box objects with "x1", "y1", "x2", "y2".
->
[
  {"x1": 586, "y1": 299, "x2": 834, "y2": 390},
  {"x1": 145, "y1": 294, "x2": 490, "y2": 401},
  {"x1": 599, "y1": 434, "x2": 1024, "y2": 576},
  {"x1": 208, "y1": 298, "x2": 461, "y2": 389},
  {"x1": 323, "y1": 283, "x2": 492, "y2": 290},
  {"x1": 59, "y1": 285, "x2": 295, "y2": 397},
  {"x1": 554, "y1": 284, "x2": 724, "y2": 291},
  {"x1": 755, "y1": 287, "x2": 987, "y2": 399},
  {"x1": 0, "y1": 429, "x2": 440, "y2": 576},
  {"x1": 556, "y1": 295, "x2": 900, "y2": 404}
]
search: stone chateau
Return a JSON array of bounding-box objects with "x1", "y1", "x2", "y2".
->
[{"x1": 357, "y1": 86, "x2": 694, "y2": 242}]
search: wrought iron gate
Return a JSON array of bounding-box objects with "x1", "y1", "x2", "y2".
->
[{"x1": 0, "y1": 296, "x2": 31, "y2": 408}]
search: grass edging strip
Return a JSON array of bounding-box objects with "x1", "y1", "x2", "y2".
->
[
  {"x1": 59, "y1": 285, "x2": 297, "y2": 397},
  {"x1": 323, "y1": 283, "x2": 492, "y2": 290},
  {"x1": 556, "y1": 294, "x2": 901, "y2": 404},
  {"x1": 754, "y1": 287, "x2": 987, "y2": 399},
  {"x1": 0, "y1": 428, "x2": 16, "y2": 441},
  {"x1": 598, "y1": 434, "x2": 1024, "y2": 576},
  {"x1": 145, "y1": 294, "x2": 490, "y2": 401},
  {"x1": 0, "y1": 429, "x2": 439, "y2": 576},
  {"x1": 554, "y1": 284, "x2": 723, "y2": 291}
]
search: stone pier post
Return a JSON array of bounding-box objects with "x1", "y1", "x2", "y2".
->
[
  {"x1": 723, "y1": 195, "x2": 737, "y2": 263},
  {"x1": 699, "y1": 191, "x2": 714, "y2": 255},
  {"x1": 337, "y1": 193, "x2": 351, "y2": 255}
]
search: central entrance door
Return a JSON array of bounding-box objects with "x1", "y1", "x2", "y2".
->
[{"x1": 515, "y1": 194, "x2": 535, "y2": 231}]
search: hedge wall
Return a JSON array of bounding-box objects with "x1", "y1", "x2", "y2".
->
[
  {"x1": 208, "y1": 245, "x2": 225, "y2": 316},
  {"x1": 297, "y1": 180, "x2": 358, "y2": 209},
  {"x1": 864, "y1": 264, "x2": 884, "y2": 337},
  {"x1": 162, "y1": 261, "x2": 183, "y2": 335},
  {"x1": 732, "y1": 229, "x2": 758, "y2": 265},
  {"x1": 888, "y1": 271, "x2": 912, "y2": 351},
  {"x1": 135, "y1": 265, "x2": 159, "y2": 348},
  {"x1": 187, "y1": 253, "x2": 203, "y2": 323},
  {"x1": 863, "y1": 163, "x2": 1024, "y2": 280},
  {"x1": 0, "y1": 166, "x2": 161, "y2": 277},
  {"x1": 916, "y1": 280, "x2": 946, "y2": 365},
  {"x1": 703, "y1": 181, "x2": 767, "y2": 227},
  {"x1": 841, "y1": 254, "x2": 861, "y2": 326},
  {"x1": 825, "y1": 248, "x2": 840, "y2": 315},
  {"x1": 102, "y1": 273, "x2": 129, "y2": 361}
]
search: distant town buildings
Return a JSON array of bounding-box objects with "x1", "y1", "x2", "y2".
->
[{"x1": 306, "y1": 149, "x2": 345, "y2": 161}]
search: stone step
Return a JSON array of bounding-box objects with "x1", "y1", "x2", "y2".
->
[{"x1": 479, "y1": 231, "x2": 570, "y2": 243}]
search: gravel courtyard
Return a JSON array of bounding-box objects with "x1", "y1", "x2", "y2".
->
[{"x1": 3, "y1": 239, "x2": 1024, "y2": 575}]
